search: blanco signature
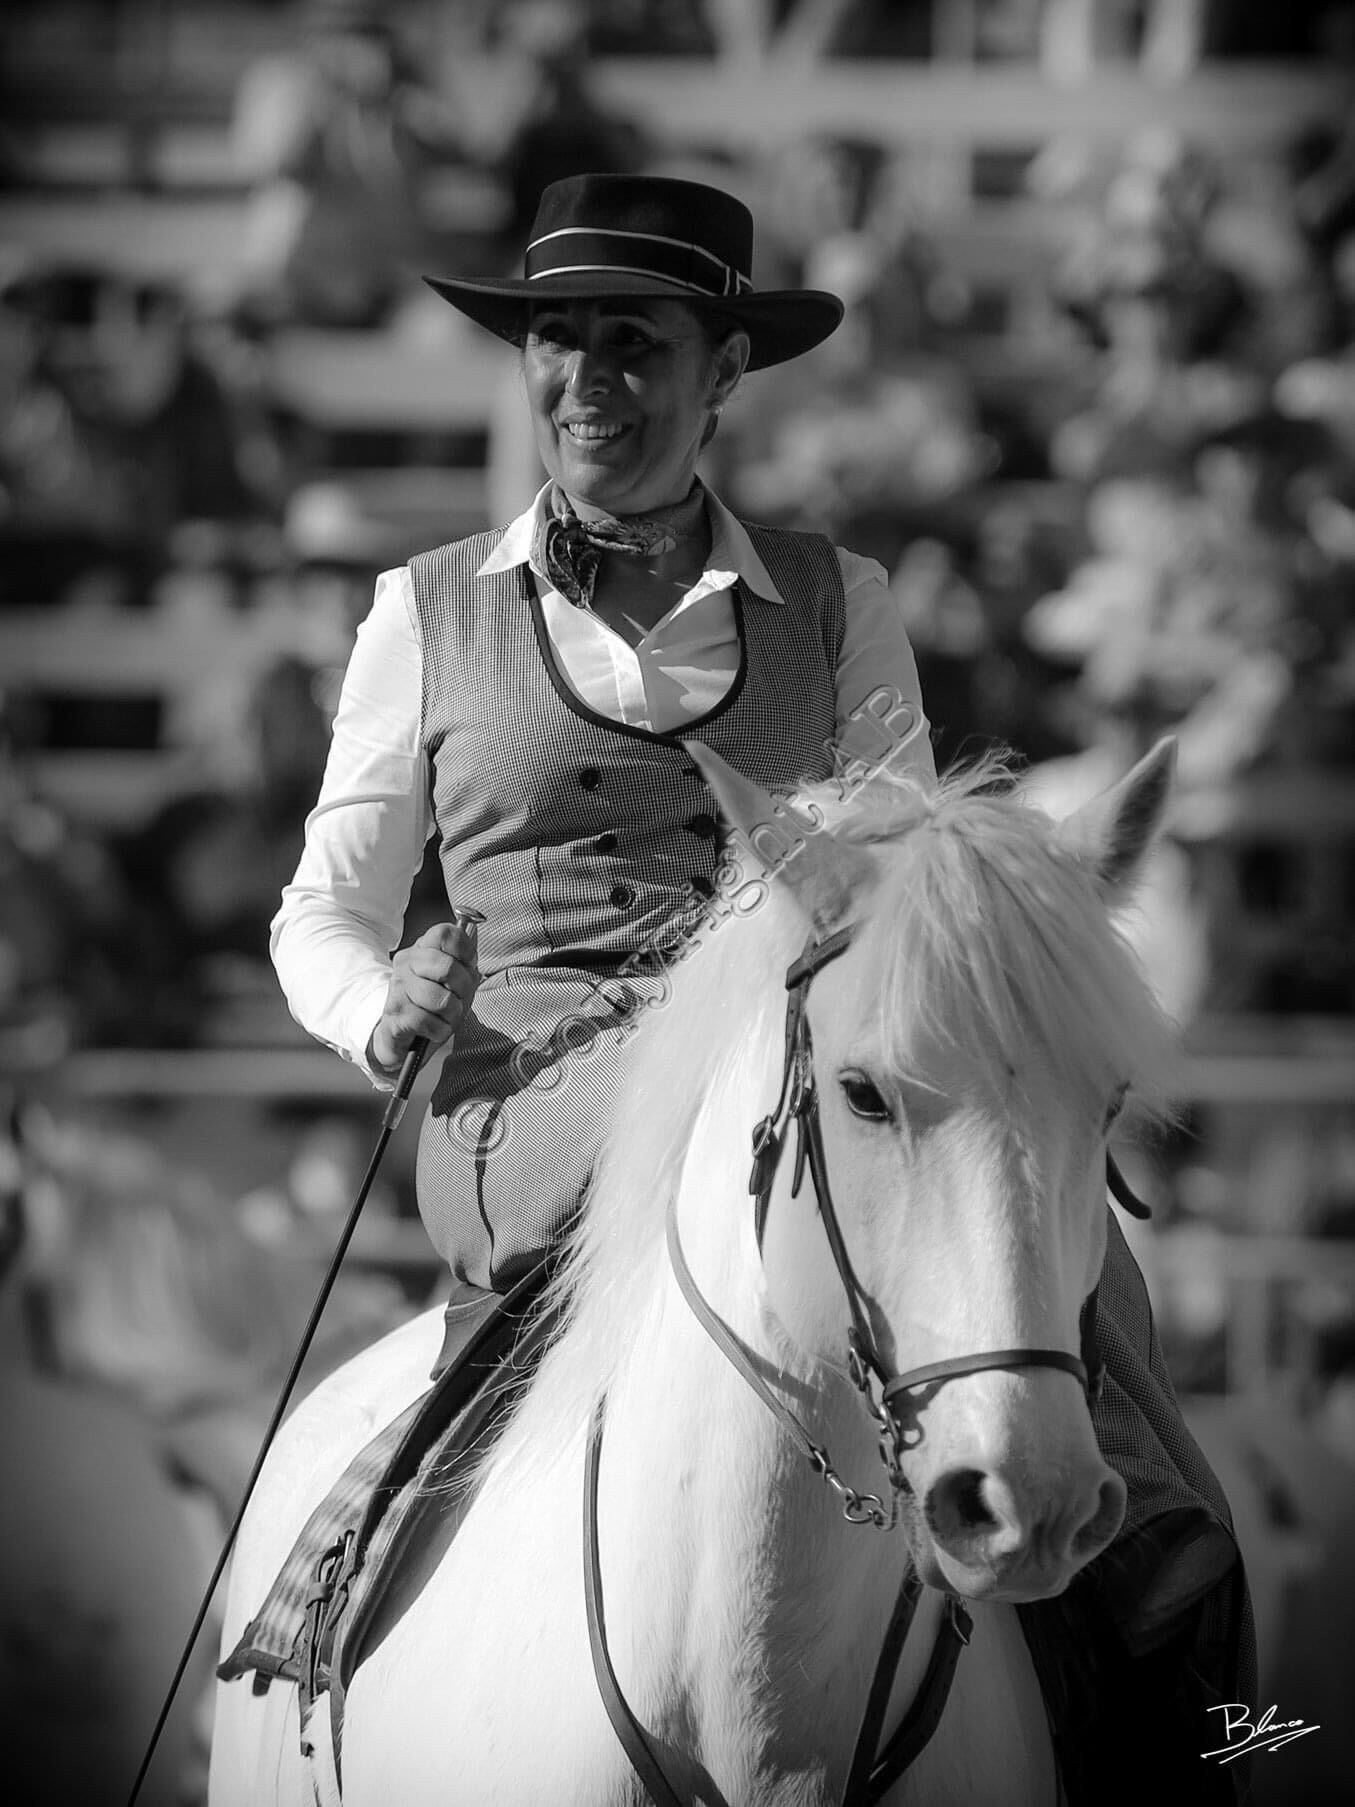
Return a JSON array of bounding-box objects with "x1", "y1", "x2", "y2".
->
[{"x1": 1201, "y1": 1703, "x2": 1320, "y2": 1762}]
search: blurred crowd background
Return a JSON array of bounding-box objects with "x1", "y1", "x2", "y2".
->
[{"x1": 1, "y1": 2, "x2": 1353, "y2": 1802}]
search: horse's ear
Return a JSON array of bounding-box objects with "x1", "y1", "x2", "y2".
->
[
  {"x1": 1057, "y1": 737, "x2": 1177, "y2": 900},
  {"x1": 682, "y1": 742, "x2": 877, "y2": 928}
]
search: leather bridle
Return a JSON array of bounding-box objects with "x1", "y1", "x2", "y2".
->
[
  {"x1": 585, "y1": 921, "x2": 1149, "y2": 1805},
  {"x1": 734, "y1": 923, "x2": 1114, "y2": 1527}
]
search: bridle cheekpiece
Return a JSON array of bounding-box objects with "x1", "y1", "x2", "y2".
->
[{"x1": 671, "y1": 921, "x2": 1139, "y2": 1531}]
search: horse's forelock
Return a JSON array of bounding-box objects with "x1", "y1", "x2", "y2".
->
[{"x1": 859, "y1": 778, "x2": 1179, "y2": 1123}]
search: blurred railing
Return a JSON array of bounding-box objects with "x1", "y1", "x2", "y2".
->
[
  {"x1": 4, "y1": 56, "x2": 1345, "y2": 154},
  {"x1": 25, "y1": 1013, "x2": 1352, "y2": 1396}
]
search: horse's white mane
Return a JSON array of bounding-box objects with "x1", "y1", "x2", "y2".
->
[{"x1": 479, "y1": 758, "x2": 1179, "y2": 1484}]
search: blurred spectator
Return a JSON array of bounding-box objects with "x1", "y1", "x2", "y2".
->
[
  {"x1": 696, "y1": 132, "x2": 1097, "y2": 764},
  {"x1": 0, "y1": 1358, "x2": 212, "y2": 1807},
  {"x1": 0, "y1": 263, "x2": 282, "y2": 608},
  {"x1": 1023, "y1": 411, "x2": 1341, "y2": 779},
  {"x1": 7, "y1": 1103, "x2": 405, "y2": 1428},
  {"x1": 758, "y1": 135, "x2": 894, "y2": 284},
  {"x1": 720, "y1": 149, "x2": 996, "y2": 566},
  {"x1": 1012, "y1": 115, "x2": 1355, "y2": 1022},
  {"x1": 114, "y1": 653, "x2": 335, "y2": 1001},
  {"x1": 1269, "y1": 106, "x2": 1355, "y2": 467},
  {"x1": 1022, "y1": 399, "x2": 1353, "y2": 1011},
  {"x1": 0, "y1": 764, "x2": 101, "y2": 1068},
  {"x1": 1048, "y1": 128, "x2": 1263, "y2": 486},
  {"x1": 0, "y1": 712, "x2": 205, "y2": 1055},
  {"x1": 1030, "y1": 123, "x2": 1353, "y2": 777},
  {"x1": 229, "y1": 0, "x2": 466, "y2": 329},
  {"x1": 0, "y1": 1095, "x2": 408, "y2": 1806},
  {"x1": 490, "y1": 2, "x2": 647, "y2": 258},
  {"x1": 1286, "y1": 113, "x2": 1355, "y2": 316}
]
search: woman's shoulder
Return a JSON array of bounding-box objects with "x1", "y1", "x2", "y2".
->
[
  {"x1": 734, "y1": 515, "x2": 838, "y2": 568},
  {"x1": 735, "y1": 516, "x2": 867, "y2": 596},
  {"x1": 408, "y1": 524, "x2": 513, "y2": 586},
  {"x1": 410, "y1": 523, "x2": 509, "y2": 565},
  {"x1": 732, "y1": 513, "x2": 830, "y2": 548}
]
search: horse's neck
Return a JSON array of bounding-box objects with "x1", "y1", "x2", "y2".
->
[
  {"x1": 590, "y1": 1214, "x2": 916, "y2": 1793},
  {"x1": 885, "y1": 1602, "x2": 1056, "y2": 1807},
  {"x1": 580, "y1": 1188, "x2": 1054, "y2": 1806},
  {"x1": 597, "y1": 1293, "x2": 1053, "y2": 1805}
]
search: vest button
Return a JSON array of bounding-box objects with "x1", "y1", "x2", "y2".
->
[
  {"x1": 609, "y1": 883, "x2": 636, "y2": 909},
  {"x1": 684, "y1": 812, "x2": 718, "y2": 839},
  {"x1": 579, "y1": 766, "x2": 602, "y2": 790},
  {"x1": 680, "y1": 763, "x2": 702, "y2": 779},
  {"x1": 594, "y1": 832, "x2": 619, "y2": 854}
]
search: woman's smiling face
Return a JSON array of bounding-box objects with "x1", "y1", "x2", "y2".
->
[{"x1": 523, "y1": 300, "x2": 747, "y2": 518}]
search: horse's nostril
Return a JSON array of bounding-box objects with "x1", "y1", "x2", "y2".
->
[
  {"x1": 924, "y1": 1461, "x2": 1127, "y2": 1581},
  {"x1": 1073, "y1": 1473, "x2": 1127, "y2": 1557},
  {"x1": 926, "y1": 1466, "x2": 997, "y2": 1538}
]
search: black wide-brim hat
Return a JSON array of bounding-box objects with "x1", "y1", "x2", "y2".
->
[{"x1": 423, "y1": 174, "x2": 844, "y2": 372}]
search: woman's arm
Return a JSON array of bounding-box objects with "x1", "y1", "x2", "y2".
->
[
  {"x1": 269, "y1": 566, "x2": 433, "y2": 1084},
  {"x1": 834, "y1": 548, "x2": 937, "y2": 784}
]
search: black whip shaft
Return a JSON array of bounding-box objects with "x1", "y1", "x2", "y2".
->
[
  {"x1": 126, "y1": 904, "x2": 482, "y2": 1803},
  {"x1": 124, "y1": 1090, "x2": 409, "y2": 1805}
]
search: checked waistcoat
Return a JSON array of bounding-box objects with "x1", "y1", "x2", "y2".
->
[
  {"x1": 407, "y1": 520, "x2": 848, "y2": 1288},
  {"x1": 410, "y1": 520, "x2": 846, "y2": 975}
]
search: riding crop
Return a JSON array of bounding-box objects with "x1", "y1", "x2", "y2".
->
[{"x1": 124, "y1": 906, "x2": 483, "y2": 1806}]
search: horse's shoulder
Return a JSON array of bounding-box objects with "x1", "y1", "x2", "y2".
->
[{"x1": 285, "y1": 1306, "x2": 444, "y2": 1454}]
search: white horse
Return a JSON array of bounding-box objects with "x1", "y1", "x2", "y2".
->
[{"x1": 211, "y1": 740, "x2": 1184, "y2": 1807}]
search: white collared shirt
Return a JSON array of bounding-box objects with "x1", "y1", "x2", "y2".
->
[{"x1": 271, "y1": 483, "x2": 933, "y2": 1080}]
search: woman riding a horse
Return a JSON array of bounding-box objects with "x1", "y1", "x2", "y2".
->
[{"x1": 231, "y1": 174, "x2": 1251, "y2": 1803}]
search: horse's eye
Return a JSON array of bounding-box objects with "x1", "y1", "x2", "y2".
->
[
  {"x1": 841, "y1": 1074, "x2": 892, "y2": 1122},
  {"x1": 1104, "y1": 1082, "x2": 1130, "y2": 1133}
]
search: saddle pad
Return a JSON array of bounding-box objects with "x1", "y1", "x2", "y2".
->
[
  {"x1": 218, "y1": 1389, "x2": 426, "y2": 1689},
  {"x1": 219, "y1": 1267, "x2": 555, "y2": 1693}
]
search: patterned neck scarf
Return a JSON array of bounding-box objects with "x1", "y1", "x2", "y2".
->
[{"x1": 534, "y1": 483, "x2": 708, "y2": 609}]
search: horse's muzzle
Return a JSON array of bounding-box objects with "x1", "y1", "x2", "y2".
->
[{"x1": 917, "y1": 1458, "x2": 1127, "y2": 1601}]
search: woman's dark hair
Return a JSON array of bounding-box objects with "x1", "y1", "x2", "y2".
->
[{"x1": 692, "y1": 308, "x2": 742, "y2": 351}]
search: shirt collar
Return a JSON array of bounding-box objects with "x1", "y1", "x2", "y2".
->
[{"x1": 475, "y1": 481, "x2": 786, "y2": 606}]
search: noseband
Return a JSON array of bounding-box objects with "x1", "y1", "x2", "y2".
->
[{"x1": 670, "y1": 921, "x2": 1146, "y2": 1532}]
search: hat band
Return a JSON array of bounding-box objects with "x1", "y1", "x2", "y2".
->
[{"x1": 524, "y1": 226, "x2": 753, "y2": 299}]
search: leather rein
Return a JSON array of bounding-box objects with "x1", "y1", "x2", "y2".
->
[{"x1": 584, "y1": 921, "x2": 1150, "y2": 1806}]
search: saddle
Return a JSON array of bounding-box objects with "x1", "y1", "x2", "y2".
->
[{"x1": 217, "y1": 1261, "x2": 558, "y2": 1770}]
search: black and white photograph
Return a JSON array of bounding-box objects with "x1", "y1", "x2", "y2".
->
[{"x1": 1, "y1": 3, "x2": 1352, "y2": 1803}]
